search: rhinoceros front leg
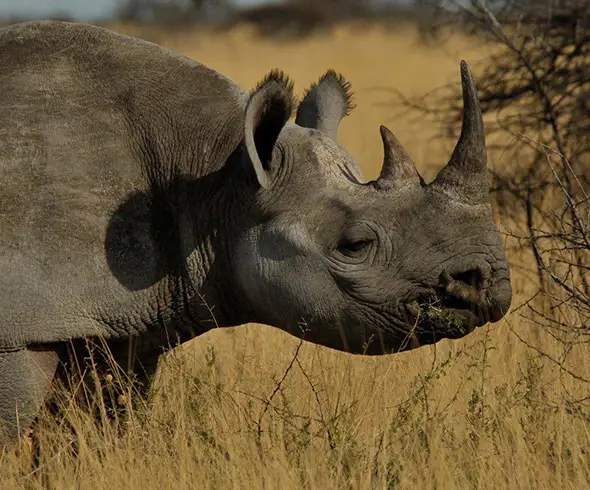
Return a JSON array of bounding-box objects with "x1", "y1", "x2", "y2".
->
[
  {"x1": 0, "y1": 347, "x2": 59, "y2": 446},
  {"x1": 106, "y1": 337, "x2": 162, "y2": 413},
  {"x1": 52, "y1": 337, "x2": 161, "y2": 426}
]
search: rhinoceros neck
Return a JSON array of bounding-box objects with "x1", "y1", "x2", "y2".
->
[
  {"x1": 116, "y1": 66, "x2": 254, "y2": 333},
  {"x1": 138, "y1": 150, "x2": 256, "y2": 342}
]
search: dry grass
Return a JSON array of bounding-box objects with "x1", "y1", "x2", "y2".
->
[{"x1": 1, "y1": 22, "x2": 589, "y2": 489}]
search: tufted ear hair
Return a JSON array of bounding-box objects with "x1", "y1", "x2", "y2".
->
[
  {"x1": 244, "y1": 70, "x2": 295, "y2": 189},
  {"x1": 295, "y1": 70, "x2": 355, "y2": 141}
]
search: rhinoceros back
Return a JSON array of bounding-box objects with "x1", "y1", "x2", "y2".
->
[{"x1": 0, "y1": 21, "x2": 247, "y2": 350}]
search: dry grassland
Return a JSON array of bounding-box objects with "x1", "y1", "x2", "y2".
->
[{"x1": 1, "y1": 22, "x2": 588, "y2": 490}]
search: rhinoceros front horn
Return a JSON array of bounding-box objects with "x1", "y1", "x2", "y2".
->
[
  {"x1": 431, "y1": 61, "x2": 488, "y2": 203},
  {"x1": 375, "y1": 125, "x2": 423, "y2": 190}
]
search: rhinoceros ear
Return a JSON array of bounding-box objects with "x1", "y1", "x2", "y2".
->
[
  {"x1": 244, "y1": 70, "x2": 295, "y2": 189},
  {"x1": 295, "y1": 70, "x2": 355, "y2": 141}
]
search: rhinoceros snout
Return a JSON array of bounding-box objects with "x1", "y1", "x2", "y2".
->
[{"x1": 436, "y1": 266, "x2": 511, "y2": 326}]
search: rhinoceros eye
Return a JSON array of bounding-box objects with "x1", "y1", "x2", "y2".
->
[
  {"x1": 336, "y1": 237, "x2": 375, "y2": 260},
  {"x1": 338, "y1": 239, "x2": 373, "y2": 255},
  {"x1": 333, "y1": 223, "x2": 377, "y2": 261}
]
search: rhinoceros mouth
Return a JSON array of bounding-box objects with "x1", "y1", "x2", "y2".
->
[{"x1": 403, "y1": 289, "x2": 495, "y2": 345}]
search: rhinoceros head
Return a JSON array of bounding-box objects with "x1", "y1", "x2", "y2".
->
[{"x1": 234, "y1": 61, "x2": 512, "y2": 354}]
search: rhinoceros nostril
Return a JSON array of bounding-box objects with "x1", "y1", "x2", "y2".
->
[
  {"x1": 437, "y1": 269, "x2": 485, "y2": 305},
  {"x1": 451, "y1": 268, "x2": 484, "y2": 289},
  {"x1": 435, "y1": 268, "x2": 506, "y2": 325}
]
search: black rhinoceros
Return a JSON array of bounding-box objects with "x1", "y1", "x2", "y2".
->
[{"x1": 0, "y1": 21, "x2": 511, "y2": 444}]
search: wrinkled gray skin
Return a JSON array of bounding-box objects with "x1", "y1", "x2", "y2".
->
[{"x1": 0, "y1": 21, "x2": 511, "y2": 445}]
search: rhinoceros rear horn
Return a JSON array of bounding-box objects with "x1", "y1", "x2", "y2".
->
[
  {"x1": 431, "y1": 61, "x2": 488, "y2": 203},
  {"x1": 245, "y1": 70, "x2": 295, "y2": 189},
  {"x1": 295, "y1": 70, "x2": 355, "y2": 141},
  {"x1": 375, "y1": 125, "x2": 423, "y2": 190}
]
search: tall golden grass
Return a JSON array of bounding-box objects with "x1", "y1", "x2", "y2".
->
[{"x1": 1, "y1": 22, "x2": 588, "y2": 489}]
